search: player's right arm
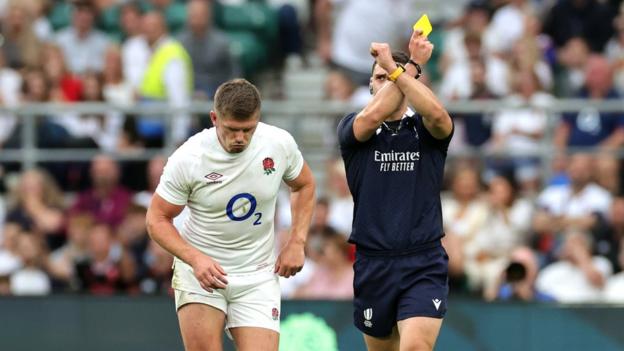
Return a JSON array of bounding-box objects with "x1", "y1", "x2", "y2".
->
[{"x1": 146, "y1": 194, "x2": 228, "y2": 292}]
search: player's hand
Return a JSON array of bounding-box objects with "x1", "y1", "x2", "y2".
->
[
  {"x1": 369, "y1": 42, "x2": 396, "y2": 73},
  {"x1": 408, "y1": 30, "x2": 433, "y2": 66},
  {"x1": 274, "y1": 238, "x2": 305, "y2": 278},
  {"x1": 190, "y1": 254, "x2": 228, "y2": 293}
]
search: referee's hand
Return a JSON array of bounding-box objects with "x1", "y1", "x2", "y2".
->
[
  {"x1": 190, "y1": 254, "x2": 228, "y2": 293},
  {"x1": 275, "y1": 239, "x2": 305, "y2": 278}
]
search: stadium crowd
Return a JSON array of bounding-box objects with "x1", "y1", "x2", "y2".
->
[{"x1": 0, "y1": 0, "x2": 623, "y2": 304}]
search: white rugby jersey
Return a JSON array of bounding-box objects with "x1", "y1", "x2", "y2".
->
[{"x1": 156, "y1": 122, "x2": 304, "y2": 275}]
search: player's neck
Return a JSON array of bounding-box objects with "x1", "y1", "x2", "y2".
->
[{"x1": 386, "y1": 106, "x2": 408, "y2": 122}]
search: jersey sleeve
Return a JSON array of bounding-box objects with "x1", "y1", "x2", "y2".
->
[
  {"x1": 337, "y1": 112, "x2": 361, "y2": 148},
  {"x1": 282, "y1": 131, "x2": 305, "y2": 182},
  {"x1": 416, "y1": 115, "x2": 454, "y2": 152},
  {"x1": 155, "y1": 151, "x2": 192, "y2": 206}
]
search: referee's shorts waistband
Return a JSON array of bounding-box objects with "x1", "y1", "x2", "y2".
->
[{"x1": 355, "y1": 239, "x2": 442, "y2": 258}]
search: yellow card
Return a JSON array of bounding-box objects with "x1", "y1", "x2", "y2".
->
[{"x1": 413, "y1": 14, "x2": 432, "y2": 37}]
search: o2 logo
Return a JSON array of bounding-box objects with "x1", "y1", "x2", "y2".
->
[{"x1": 226, "y1": 193, "x2": 262, "y2": 225}]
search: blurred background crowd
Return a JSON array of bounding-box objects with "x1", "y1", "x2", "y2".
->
[{"x1": 0, "y1": 0, "x2": 623, "y2": 305}]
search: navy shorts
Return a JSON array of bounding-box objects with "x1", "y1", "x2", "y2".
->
[{"x1": 353, "y1": 242, "x2": 449, "y2": 337}]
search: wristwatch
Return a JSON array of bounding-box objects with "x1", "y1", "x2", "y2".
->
[
  {"x1": 388, "y1": 64, "x2": 406, "y2": 82},
  {"x1": 407, "y1": 59, "x2": 422, "y2": 79}
]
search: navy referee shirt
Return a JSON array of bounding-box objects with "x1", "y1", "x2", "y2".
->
[{"x1": 337, "y1": 110, "x2": 453, "y2": 253}]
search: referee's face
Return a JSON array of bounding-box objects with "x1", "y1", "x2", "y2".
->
[
  {"x1": 370, "y1": 64, "x2": 390, "y2": 96},
  {"x1": 211, "y1": 110, "x2": 260, "y2": 153}
]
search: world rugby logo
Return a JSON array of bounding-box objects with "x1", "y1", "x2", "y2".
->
[{"x1": 363, "y1": 308, "x2": 373, "y2": 327}]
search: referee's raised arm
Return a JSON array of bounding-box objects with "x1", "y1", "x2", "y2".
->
[{"x1": 392, "y1": 30, "x2": 453, "y2": 140}]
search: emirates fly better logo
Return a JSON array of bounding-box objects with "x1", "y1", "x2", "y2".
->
[{"x1": 263, "y1": 157, "x2": 275, "y2": 175}]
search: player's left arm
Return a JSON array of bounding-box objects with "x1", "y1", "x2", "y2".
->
[
  {"x1": 275, "y1": 162, "x2": 316, "y2": 278},
  {"x1": 394, "y1": 31, "x2": 453, "y2": 139}
]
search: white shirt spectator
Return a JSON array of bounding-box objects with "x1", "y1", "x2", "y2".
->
[
  {"x1": 537, "y1": 183, "x2": 612, "y2": 218},
  {"x1": 605, "y1": 37, "x2": 624, "y2": 95},
  {"x1": 10, "y1": 267, "x2": 51, "y2": 295},
  {"x1": 441, "y1": 195, "x2": 489, "y2": 240},
  {"x1": 604, "y1": 273, "x2": 624, "y2": 302},
  {"x1": 488, "y1": 3, "x2": 526, "y2": 53},
  {"x1": 438, "y1": 56, "x2": 509, "y2": 100},
  {"x1": 33, "y1": 17, "x2": 53, "y2": 42},
  {"x1": 50, "y1": 112, "x2": 124, "y2": 152},
  {"x1": 103, "y1": 81, "x2": 135, "y2": 107},
  {"x1": 327, "y1": 197, "x2": 353, "y2": 237},
  {"x1": 0, "y1": 67, "x2": 22, "y2": 145},
  {"x1": 122, "y1": 36, "x2": 150, "y2": 90},
  {"x1": 55, "y1": 27, "x2": 111, "y2": 74},
  {"x1": 492, "y1": 92, "x2": 552, "y2": 155},
  {"x1": 536, "y1": 256, "x2": 612, "y2": 302},
  {"x1": 466, "y1": 199, "x2": 534, "y2": 258},
  {"x1": 331, "y1": 0, "x2": 414, "y2": 75}
]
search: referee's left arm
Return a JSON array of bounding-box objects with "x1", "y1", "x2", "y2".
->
[{"x1": 394, "y1": 32, "x2": 453, "y2": 140}]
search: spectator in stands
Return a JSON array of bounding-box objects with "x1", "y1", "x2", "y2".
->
[
  {"x1": 54, "y1": 0, "x2": 111, "y2": 74},
  {"x1": 41, "y1": 44, "x2": 82, "y2": 102},
  {"x1": 138, "y1": 240, "x2": 172, "y2": 295},
  {"x1": 604, "y1": 240, "x2": 624, "y2": 302},
  {"x1": 438, "y1": 33, "x2": 509, "y2": 100},
  {"x1": 554, "y1": 55, "x2": 624, "y2": 150},
  {"x1": 533, "y1": 154, "x2": 612, "y2": 257},
  {"x1": 1, "y1": 0, "x2": 43, "y2": 69},
  {"x1": 50, "y1": 72, "x2": 124, "y2": 151},
  {"x1": 21, "y1": 0, "x2": 52, "y2": 42},
  {"x1": 0, "y1": 223, "x2": 22, "y2": 288},
  {"x1": 75, "y1": 223, "x2": 136, "y2": 295},
  {"x1": 542, "y1": 0, "x2": 616, "y2": 52},
  {"x1": 70, "y1": 155, "x2": 132, "y2": 228},
  {"x1": 487, "y1": 68, "x2": 553, "y2": 193},
  {"x1": 490, "y1": 246, "x2": 555, "y2": 302},
  {"x1": 178, "y1": 0, "x2": 238, "y2": 99},
  {"x1": 324, "y1": 70, "x2": 370, "y2": 109},
  {"x1": 593, "y1": 197, "x2": 624, "y2": 274},
  {"x1": 133, "y1": 154, "x2": 166, "y2": 209},
  {"x1": 10, "y1": 233, "x2": 50, "y2": 295},
  {"x1": 0, "y1": 51, "x2": 22, "y2": 149},
  {"x1": 442, "y1": 165, "x2": 488, "y2": 292},
  {"x1": 440, "y1": 0, "x2": 496, "y2": 74},
  {"x1": 6, "y1": 169, "x2": 65, "y2": 249},
  {"x1": 553, "y1": 37, "x2": 591, "y2": 97},
  {"x1": 103, "y1": 46, "x2": 134, "y2": 106},
  {"x1": 594, "y1": 155, "x2": 621, "y2": 195},
  {"x1": 47, "y1": 213, "x2": 93, "y2": 291},
  {"x1": 293, "y1": 228, "x2": 354, "y2": 300},
  {"x1": 315, "y1": 0, "x2": 415, "y2": 85},
  {"x1": 325, "y1": 159, "x2": 352, "y2": 237},
  {"x1": 117, "y1": 204, "x2": 149, "y2": 271},
  {"x1": 138, "y1": 11, "x2": 192, "y2": 146},
  {"x1": 605, "y1": 4, "x2": 624, "y2": 96},
  {"x1": 464, "y1": 175, "x2": 533, "y2": 295},
  {"x1": 536, "y1": 231, "x2": 612, "y2": 302},
  {"x1": 449, "y1": 57, "x2": 495, "y2": 152},
  {"x1": 487, "y1": 0, "x2": 534, "y2": 55},
  {"x1": 119, "y1": 2, "x2": 149, "y2": 91},
  {"x1": 143, "y1": 0, "x2": 187, "y2": 34}
]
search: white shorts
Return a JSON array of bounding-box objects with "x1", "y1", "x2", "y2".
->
[{"x1": 173, "y1": 260, "x2": 281, "y2": 334}]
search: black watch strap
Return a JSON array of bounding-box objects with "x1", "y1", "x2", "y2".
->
[{"x1": 408, "y1": 59, "x2": 422, "y2": 79}]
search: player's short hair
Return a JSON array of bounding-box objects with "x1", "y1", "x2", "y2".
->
[
  {"x1": 213, "y1": 79, "x2": 261, "y2": 120},
  {"x1": 371, "y1": 51, "x2": 410, "y2": 75}
]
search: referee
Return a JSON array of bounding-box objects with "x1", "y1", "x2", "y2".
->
[{"x1": 337, "y1": 30, "x2": 453, "y2": 351}]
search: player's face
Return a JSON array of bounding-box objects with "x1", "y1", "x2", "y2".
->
[
  {"x1": 369, "y1": 64, "x2": 390, "y2": 96},
  {"x1": 211, "y1": 110, "x2": 260, "y2": 153}
]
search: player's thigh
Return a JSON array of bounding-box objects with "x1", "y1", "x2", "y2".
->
[
  {"x1": 229, "y1": 326, "x2": 279, "y2": 351},
  {"x1": 176, "y1": 291, "x2": 227, "y2": 351},
  {"x1": 397, "y1": 317, "x2": 443, "y2": 351},
  {"x1": 363, "y1": 326, "x2": 400, "y2": 351}
]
